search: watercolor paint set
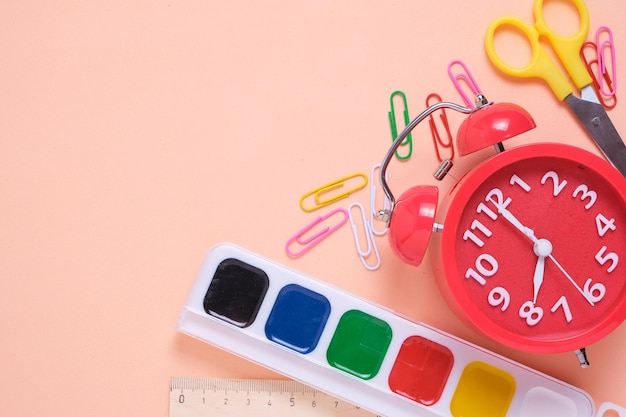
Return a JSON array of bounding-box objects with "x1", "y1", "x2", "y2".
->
[{"x1": 177, "y1": 243, "x2": 596, "y2": 417}]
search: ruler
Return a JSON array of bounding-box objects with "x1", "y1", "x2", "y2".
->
[{"x1": 169, "y1": 378, "x2": 380, "y2": 417}]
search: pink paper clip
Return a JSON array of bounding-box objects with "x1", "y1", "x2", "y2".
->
[
  {"x1": 447, "y1": 59, "x2": 483, "y2": 108},
  {"x1": 285, "y1": 208, "x2": 349, "y2": 257},
  {"x1": 426, "y1": 93, "x2": 455, "y2": 162},
  {"x1": 597, "y1": 26, "x2": 617, "y2": 98},
  {"x1": 580, "y1": 27, "x2": 617, "y2": 109}
]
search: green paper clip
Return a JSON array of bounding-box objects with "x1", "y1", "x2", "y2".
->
[{"x1": 388, "y1": 90, "x2": 413, "y2": 160}]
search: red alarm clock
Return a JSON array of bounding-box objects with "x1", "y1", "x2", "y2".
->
[
  {"x1": 432, "y1": 142, "x2": 626, "y2": 353},
  {"x1": 377, "y1": 97, "x2": 626, "y2": 355}
]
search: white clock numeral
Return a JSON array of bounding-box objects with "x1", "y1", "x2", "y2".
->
[
  {"x1": 463, "y1": 230, "x2": 484, "y2": 248},
  {"x1": 540, "y1": 172, "x2": 599, "y2": 209},
  {"x1": 550, "y1": 295, "x2": 573, "y2": 323},
  {"x1": 541, "y1": 171, "x2": 567, "y2": 196},
  {"x1": 465, "y1": 253, "x2": 498, "y2": 286},
  {"x1": 465, "y1": 269, "x2": 486, "y2": 285},
  {"x1": 519, "y1": 301, "x2": 543, "y2": 326},
  {"x1": 476, "y1": 202, "x2": 498, "y2": 221},
  {"x1": 463, "y1": 220, "x2": 492, "y2": 248},
  {"x1": 488, "y1": 287, "x2": 510, "y2": 311},
  {"x1": 595, "y1": 246, "x2": 619, "y2": 273},
  {"x1": 485, "y1": 188, "x2": 512, "y2": 210},
  {"x1": 572, "y1": 184, "x2": 597, "y2": 209},
  {"x1": 595, "y1": 213, "x2": 616, "y2": 236},
  {"x1": 510, "y1": 174, "x2": 531, "y2": 192},
  {"x1": 583, "y1": 278, "x2": 606, "y2": 303}
]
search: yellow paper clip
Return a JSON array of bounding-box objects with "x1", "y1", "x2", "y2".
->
[
  {"x1": 299, "y1": 172, "x2": 368, "y2": 212},
  {"x1": 426, "y1": 93, "x2": 455, "y2": 162},
  {"x1": 388, "y1": 90, "x2": 413, "y2": 160},
  {"x1": 285, "y1": 208, "x2": 349, "y2": 257}
]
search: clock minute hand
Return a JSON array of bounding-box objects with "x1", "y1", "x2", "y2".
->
[{"x1": 490, "y1": 201, "x2": 538, "y2": 244}]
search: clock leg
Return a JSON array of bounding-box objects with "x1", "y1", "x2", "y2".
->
[{"x1": 574, "y1": 347, "x2": 590, "y2": 368}]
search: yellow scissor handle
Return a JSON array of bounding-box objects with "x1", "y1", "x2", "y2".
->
[
  {"x1": 485, "y1": 16, "x2": 573, "y2": 101},
  {"x1": 485, "y1": 0, "x2": 592, "y2": 101},
  {"x1": 534, "y1": 0, "x2": 591, "y2": 90}
]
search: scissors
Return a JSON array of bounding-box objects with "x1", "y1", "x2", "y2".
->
[{"x1": 485, "y1": 0, "x2": 626, "y2": 177}]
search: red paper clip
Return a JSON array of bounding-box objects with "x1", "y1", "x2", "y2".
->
[
  {"x1": 448, "y1": 59, "x2": 483, "y2": 108},
  {"x1": 426, "y1": 93, "x2": 454, "y2": 162},
  {"x1": 285, "y1": 208, "x2": 349, "y2": 257},
  {"x1": 580, "y1": 26, "x2": 617, "y2": 109}
]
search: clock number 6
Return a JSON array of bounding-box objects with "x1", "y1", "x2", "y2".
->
[{"x1": 583, "y1": 278, "x2": 606, "y2": 303}]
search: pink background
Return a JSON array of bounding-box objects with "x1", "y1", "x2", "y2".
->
[{"x1": 1, "y1": 0, "x2": 624, "y2": 415}]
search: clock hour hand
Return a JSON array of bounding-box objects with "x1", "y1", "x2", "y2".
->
[
  {"x1": 532, "y1": 239, "x2": 552, "y2": 304},
  {"x1": 496, "y1": 203, "x2": 547, "y2": 303},
  {"x1": 532, "y1": 256, "x2": 544, "y2": 304}
]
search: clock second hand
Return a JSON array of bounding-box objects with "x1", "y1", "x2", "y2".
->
[
  {"x1": 489, "y1": 200, "x2": 595, "y2": 306},
  {"x1": 546, "y1": 253, "x2": 594, "y2": 306}
]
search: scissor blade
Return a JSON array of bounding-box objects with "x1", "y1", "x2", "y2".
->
[{"x1": 564, "y1": 91, "x2": 626, "y2": 177}]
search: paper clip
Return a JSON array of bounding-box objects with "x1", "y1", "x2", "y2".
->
[
  {"x1": 448, "y1": 59, "x2": 483, "y2": 108},
  {"x1": 285, "y1": 208, "x2": 349, "y2": 258},
  {"x1": 369, "y1": 163, "x2": 389, "y2": 236},
  {"x1": 597, "y1": 26, "x2": 617, "y2": 98},
  {"x1": 348, "y1": 202, "x2": 381, "y2": 271},
  {"x1": 580, "y1": 27, "x2": 617, "y2": 109},
  {"x1": 426, "y1": 93, "x2": 455, "y2": 162},
  {"x1": 581, "y1": 42, "x2": 617, "y2": 109},
  {"x1": 299, "y1": 172, "x2": 368, "y2": 212},
  {"x1": 388, "y1": 90, "x2": 413, "y2": 160}
]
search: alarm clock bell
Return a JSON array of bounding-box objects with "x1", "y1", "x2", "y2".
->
[{"x1": 377, "y1": 95, "x2": 536, "y2": 267}]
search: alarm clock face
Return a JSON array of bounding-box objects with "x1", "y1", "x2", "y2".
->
[{"x1": 434, "y1": 143, "x2": 626, "y2": 353}]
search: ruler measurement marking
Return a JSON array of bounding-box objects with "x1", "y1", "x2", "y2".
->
[{"x1": 170, "y1": 378, "x2": 379, "y2": 417}]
